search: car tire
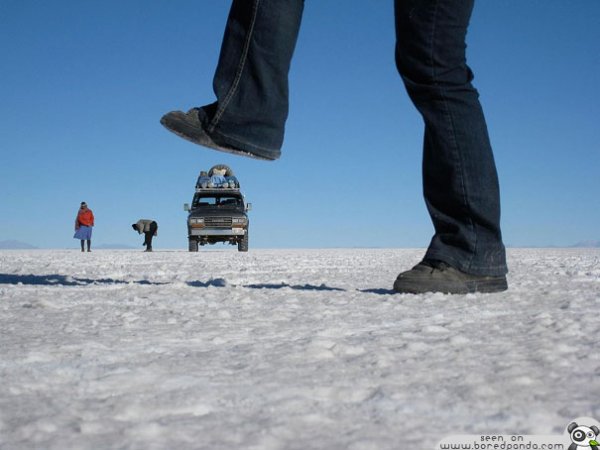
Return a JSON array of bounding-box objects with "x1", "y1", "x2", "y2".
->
[
  {"x1": 238, "y1": 231, "x2": 249, "y2": 252},
  {"x1": 188, "y1": 238, "x2": 199, "y2": 252}
]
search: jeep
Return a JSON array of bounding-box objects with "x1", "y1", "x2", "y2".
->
[{"x1": 184, "y1": 166, "x2": 251, "y2": 252}]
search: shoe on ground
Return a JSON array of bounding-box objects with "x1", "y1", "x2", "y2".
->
[
  {"x1": 144, "y1": 248, "x2": 152, "y2": 252},
  {"x1": 160, "y1": 108, "x2": 274, "y2": 161},
  {"x1": 393, "y1": 259, "x2": 507, "y2": 294}
]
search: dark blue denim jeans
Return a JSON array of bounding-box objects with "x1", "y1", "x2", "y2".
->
[
  {"x1": 205, "y1": 0, "x2": 507, "y2": 276},
  {"x1": 201, "y1": 0, "x2": 304, "y2": 160}
]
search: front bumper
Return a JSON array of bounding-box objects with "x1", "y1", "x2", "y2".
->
[{"x1": 190, "y1": 228, "x2": 246, "y2": 237}]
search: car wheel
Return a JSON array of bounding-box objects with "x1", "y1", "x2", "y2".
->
[{"x1": 238, "y1": 231, "x2": 249, "y2": 252}]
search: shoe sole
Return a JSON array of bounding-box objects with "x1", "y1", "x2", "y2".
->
[
  {"x1": 393, "y1": 277, "x2": 508, "y2": 295},
  {"x1": 160, "y1": 113, "x2": 274, "y2": 161}
]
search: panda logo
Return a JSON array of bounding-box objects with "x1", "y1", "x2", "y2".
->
[{"x1": 568, "y1": 422, "x2": 600, "y2": 450}]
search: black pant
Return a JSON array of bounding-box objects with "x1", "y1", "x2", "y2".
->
[{"x1": 143, "y1": 221, "x2": 158, "y2": 249}]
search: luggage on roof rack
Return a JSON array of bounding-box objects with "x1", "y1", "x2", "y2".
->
[
  {"x1": 196, "y1": 164, "x2": 240, "y2": 189},
  {"x1": 208, "y1": 164, "x2": 234, "y2": 177}
]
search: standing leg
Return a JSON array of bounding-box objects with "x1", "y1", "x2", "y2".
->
[
  {"x1": 161, "y1": 0, "x2": 305, "y2": 160},
  {"x1": 80, "y1": 240, "x2": 85, "y2": 252},
  {"x1": 394, "y1": 0, "x2": 507, "y2": 278},
  {"x1": 393, "y1": 0, "x2": 507, "y2": 293},
  {"x1": 144, "y1": 222, "x2": 157, "y2": 251},
  {"x1": 86, "y1": 240, "x2": 91, "y2": 252}
]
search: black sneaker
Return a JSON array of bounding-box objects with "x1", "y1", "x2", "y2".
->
[
  {"x1": 393, "y1": 259, "x2": 508, "y2": 294},
  {"x1": 160, "y1": 108, "x2": 274, "y2": 161}
]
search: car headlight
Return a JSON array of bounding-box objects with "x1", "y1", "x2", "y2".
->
[
  {"x1": 232, "y1": 218, "x2": 247, "y2": 225},
  {"x1": 190, "y1": 218, "x2": 204, "y2": 225}
]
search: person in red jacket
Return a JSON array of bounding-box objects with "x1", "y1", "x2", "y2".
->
[{"x1": 74, "y1": 201, "x2": 95, "y2": 252}]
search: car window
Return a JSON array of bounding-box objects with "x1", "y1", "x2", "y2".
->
[{"x1": 193, "y1": 196, "x2": 241, "y2": 207}]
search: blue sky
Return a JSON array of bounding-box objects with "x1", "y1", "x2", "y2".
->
[{"x1": 1, "y1": 1, "x2": 598, "y2": 249}]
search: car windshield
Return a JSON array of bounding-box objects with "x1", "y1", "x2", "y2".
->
[{"x1": 193, "y1": 195, "x2": 242, "y2": 208}]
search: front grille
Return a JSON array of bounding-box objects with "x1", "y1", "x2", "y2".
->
[{"x1": 204, "y1": 216, "x2": 232, "y2": 227}]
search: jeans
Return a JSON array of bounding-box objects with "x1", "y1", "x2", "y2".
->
[
  {"x1": 205, "y1": 0, "x2": 507, "y2": 276},
  {"x1": 143, "y1": 221, "x2": 158, "y2": 249},
  {"x1": 201, "y1": 0, "x2": 304, "y2": 160}
]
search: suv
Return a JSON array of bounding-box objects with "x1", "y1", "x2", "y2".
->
[{"x1": 184, "y1": 165, "x2": 251, "y2": 252}]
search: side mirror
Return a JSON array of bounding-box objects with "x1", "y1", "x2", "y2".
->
[
  {"x1": 184, "y1": 203, "x2": 190, "y2": 212},
  {"x1": 246, "y1": 203, "x2": 252, "y2": 212}
]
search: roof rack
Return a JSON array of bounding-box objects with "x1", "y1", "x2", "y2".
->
[{"x1": 195, "y1": 187, "x2": 241, "y2": 193}]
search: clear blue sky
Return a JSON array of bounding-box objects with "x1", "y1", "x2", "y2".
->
[{"x1": 1, "y1": 1, "x2": 598, "y2": 249}]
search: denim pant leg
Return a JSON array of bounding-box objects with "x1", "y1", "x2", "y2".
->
[
  {"x1": 395, "y1": 0, "x2": 507, "y2": 276},
  {"x1": 204, "y1": 0, "x2": 304, "y2": 160}
]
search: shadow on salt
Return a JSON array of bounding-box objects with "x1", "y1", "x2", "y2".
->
[{"x1": 0, "y1": 273, "x2": 167, "y2": 286}]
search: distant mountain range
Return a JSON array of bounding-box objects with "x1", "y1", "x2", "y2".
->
[
  {"x1": 0, "y1": 240, "x2": 38, "y2": 249},
  {"x1": 0, "y1": 240, "x2": 134, "y2": 250},
  {"x1": 570, "y1": 240, "x2": 600, "y2": 248}
]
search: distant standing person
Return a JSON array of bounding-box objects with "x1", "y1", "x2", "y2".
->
[
  {"x1": 132, "y1": 219, "x2": 158, "y2": 252},
  {"x1": 74, "y1": 201, "x2": 94, "y2": 252}
]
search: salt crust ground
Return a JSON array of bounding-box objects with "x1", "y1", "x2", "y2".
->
[{"x1": 0, "y1": 248, "x2": 599, "y2": 449}]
